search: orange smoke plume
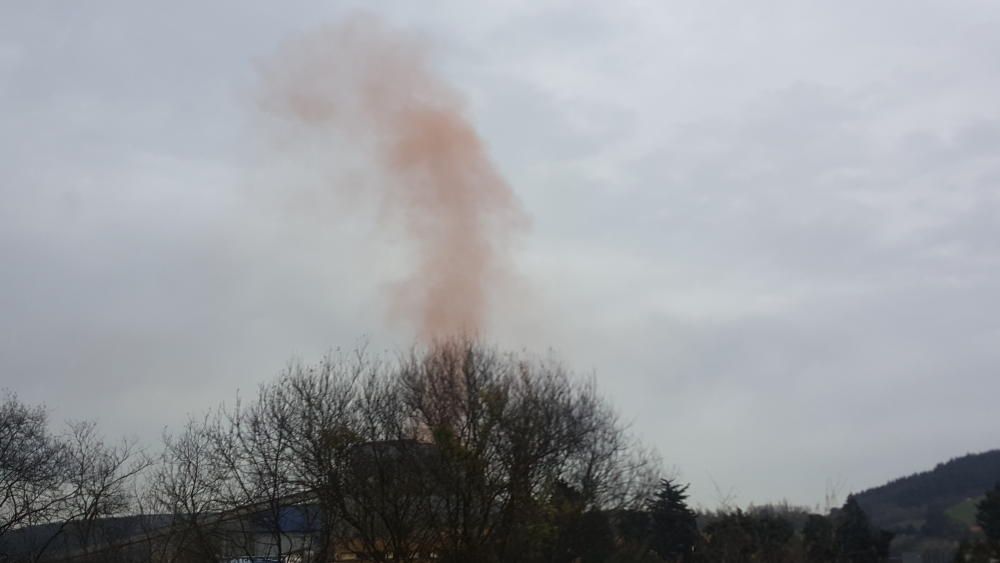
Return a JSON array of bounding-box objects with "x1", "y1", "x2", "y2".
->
[{"x1": 259, "y1": 17, "x2": 526, "y2": 341}]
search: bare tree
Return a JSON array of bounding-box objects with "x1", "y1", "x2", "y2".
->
[
  {"x1": 328, "y1": 366, "x2": 442, "y2": 563},
  {"x1": 265, "y1": 353, "x2": 369, "y2": 562},
  {"x1": 150, "y1": 415, "x2": 229, "y2": 563},
  {"x1": 134, "y1": 340, "x2": 660, "y2": 563},
  {"x1": 29, "y1": 421, "x2": 153, "y2": 561},
  {"x1": 395, "y1": 339, "x2": 658, "y2": 563},
  {"x1": 1, "y1": 393, "x2": 158, "y2": 563},
  {"x1": 212, "y1": 387, "x2": 305, "y2": 562},
  {"x1": 0, "y1": 393, "x2": 67, "y2": 540},
  {"x1": 60, "y1": 422, "x2": 152, "y2": 551}
]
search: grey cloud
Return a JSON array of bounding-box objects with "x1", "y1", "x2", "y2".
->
[{"x1": 2, "y1": 1, "x2": 999, "y2": 507}]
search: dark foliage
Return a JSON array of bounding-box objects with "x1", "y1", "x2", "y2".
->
[
  {"x1": 834, "y1": 497, "x2": 893, "y2": 563},
  {"x1": 803, "y1": 513, "x2": 835, "y2": 561},
  {"x1": 852, "y1": 450, "x2": 1000, "y2": 561},
  {"x1": 854, "y1": 450, "x2": 1000, "y2": 529},
  {"x1": 955, "y1": 483, "x2": 1000, "y2": 561},
  {"x1": 976, "y1": 483, "x2": 1000, "y2": 543},
  {"x1": 700, "y1": 510, "x2": 758, "y2": 562},
  {"x1": 647, "y1": 479, "x2": 698, "y2": 562}
]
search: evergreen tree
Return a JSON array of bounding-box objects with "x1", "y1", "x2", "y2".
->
[
  {"x1": 834, "y1": 496, "x2": 893, "y2": 563},
  {"x1": 647, "y1": 478, "x2": 699, "y2": 562},
  {"x1": 976, "y1": 482, "x2": 1000, "y2": 557},
  {"x1": 976, "y1": 483, "x2": 1000, "y2": 542},
  {"x1": 836, "y1": 497, "x2": 876, "y2": 562}
]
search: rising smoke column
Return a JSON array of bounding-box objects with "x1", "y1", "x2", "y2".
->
[{"x1": 259, "y1": 18, "x2": 526, "y2": 341}]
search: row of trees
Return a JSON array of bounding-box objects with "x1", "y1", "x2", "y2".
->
[
  {"x1": 2, "y1": 341, "x2": 660, "y2": 562},
  {"x1": 630, "y1": 481, "x2": 893, "y2": 563},
  {"x1": 0, "y1": 393, "x2": 151, "y2": 560},
  {"x1": 1, "y1": 339, "x2": 906, "y2": 562}
]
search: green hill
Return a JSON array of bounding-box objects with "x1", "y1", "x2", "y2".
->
[
  {"x1": 852, "y1": 450, "x2": 1000, "y2": 561},
  {"x1": 945, "y1": 496, "x2": 980, "y2": 527}
]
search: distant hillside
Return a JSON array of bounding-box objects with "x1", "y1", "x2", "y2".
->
[
  {"x1": 855, "y1": 450, "x2": 1000, "y2": 521},
  {"x1": 853, "y1": 449, "x2": 1000, "y2": 561}
]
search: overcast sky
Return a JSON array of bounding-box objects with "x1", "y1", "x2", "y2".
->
[{"x1": 3, "y1": 1, "x2": 1000, "y2": 508}]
